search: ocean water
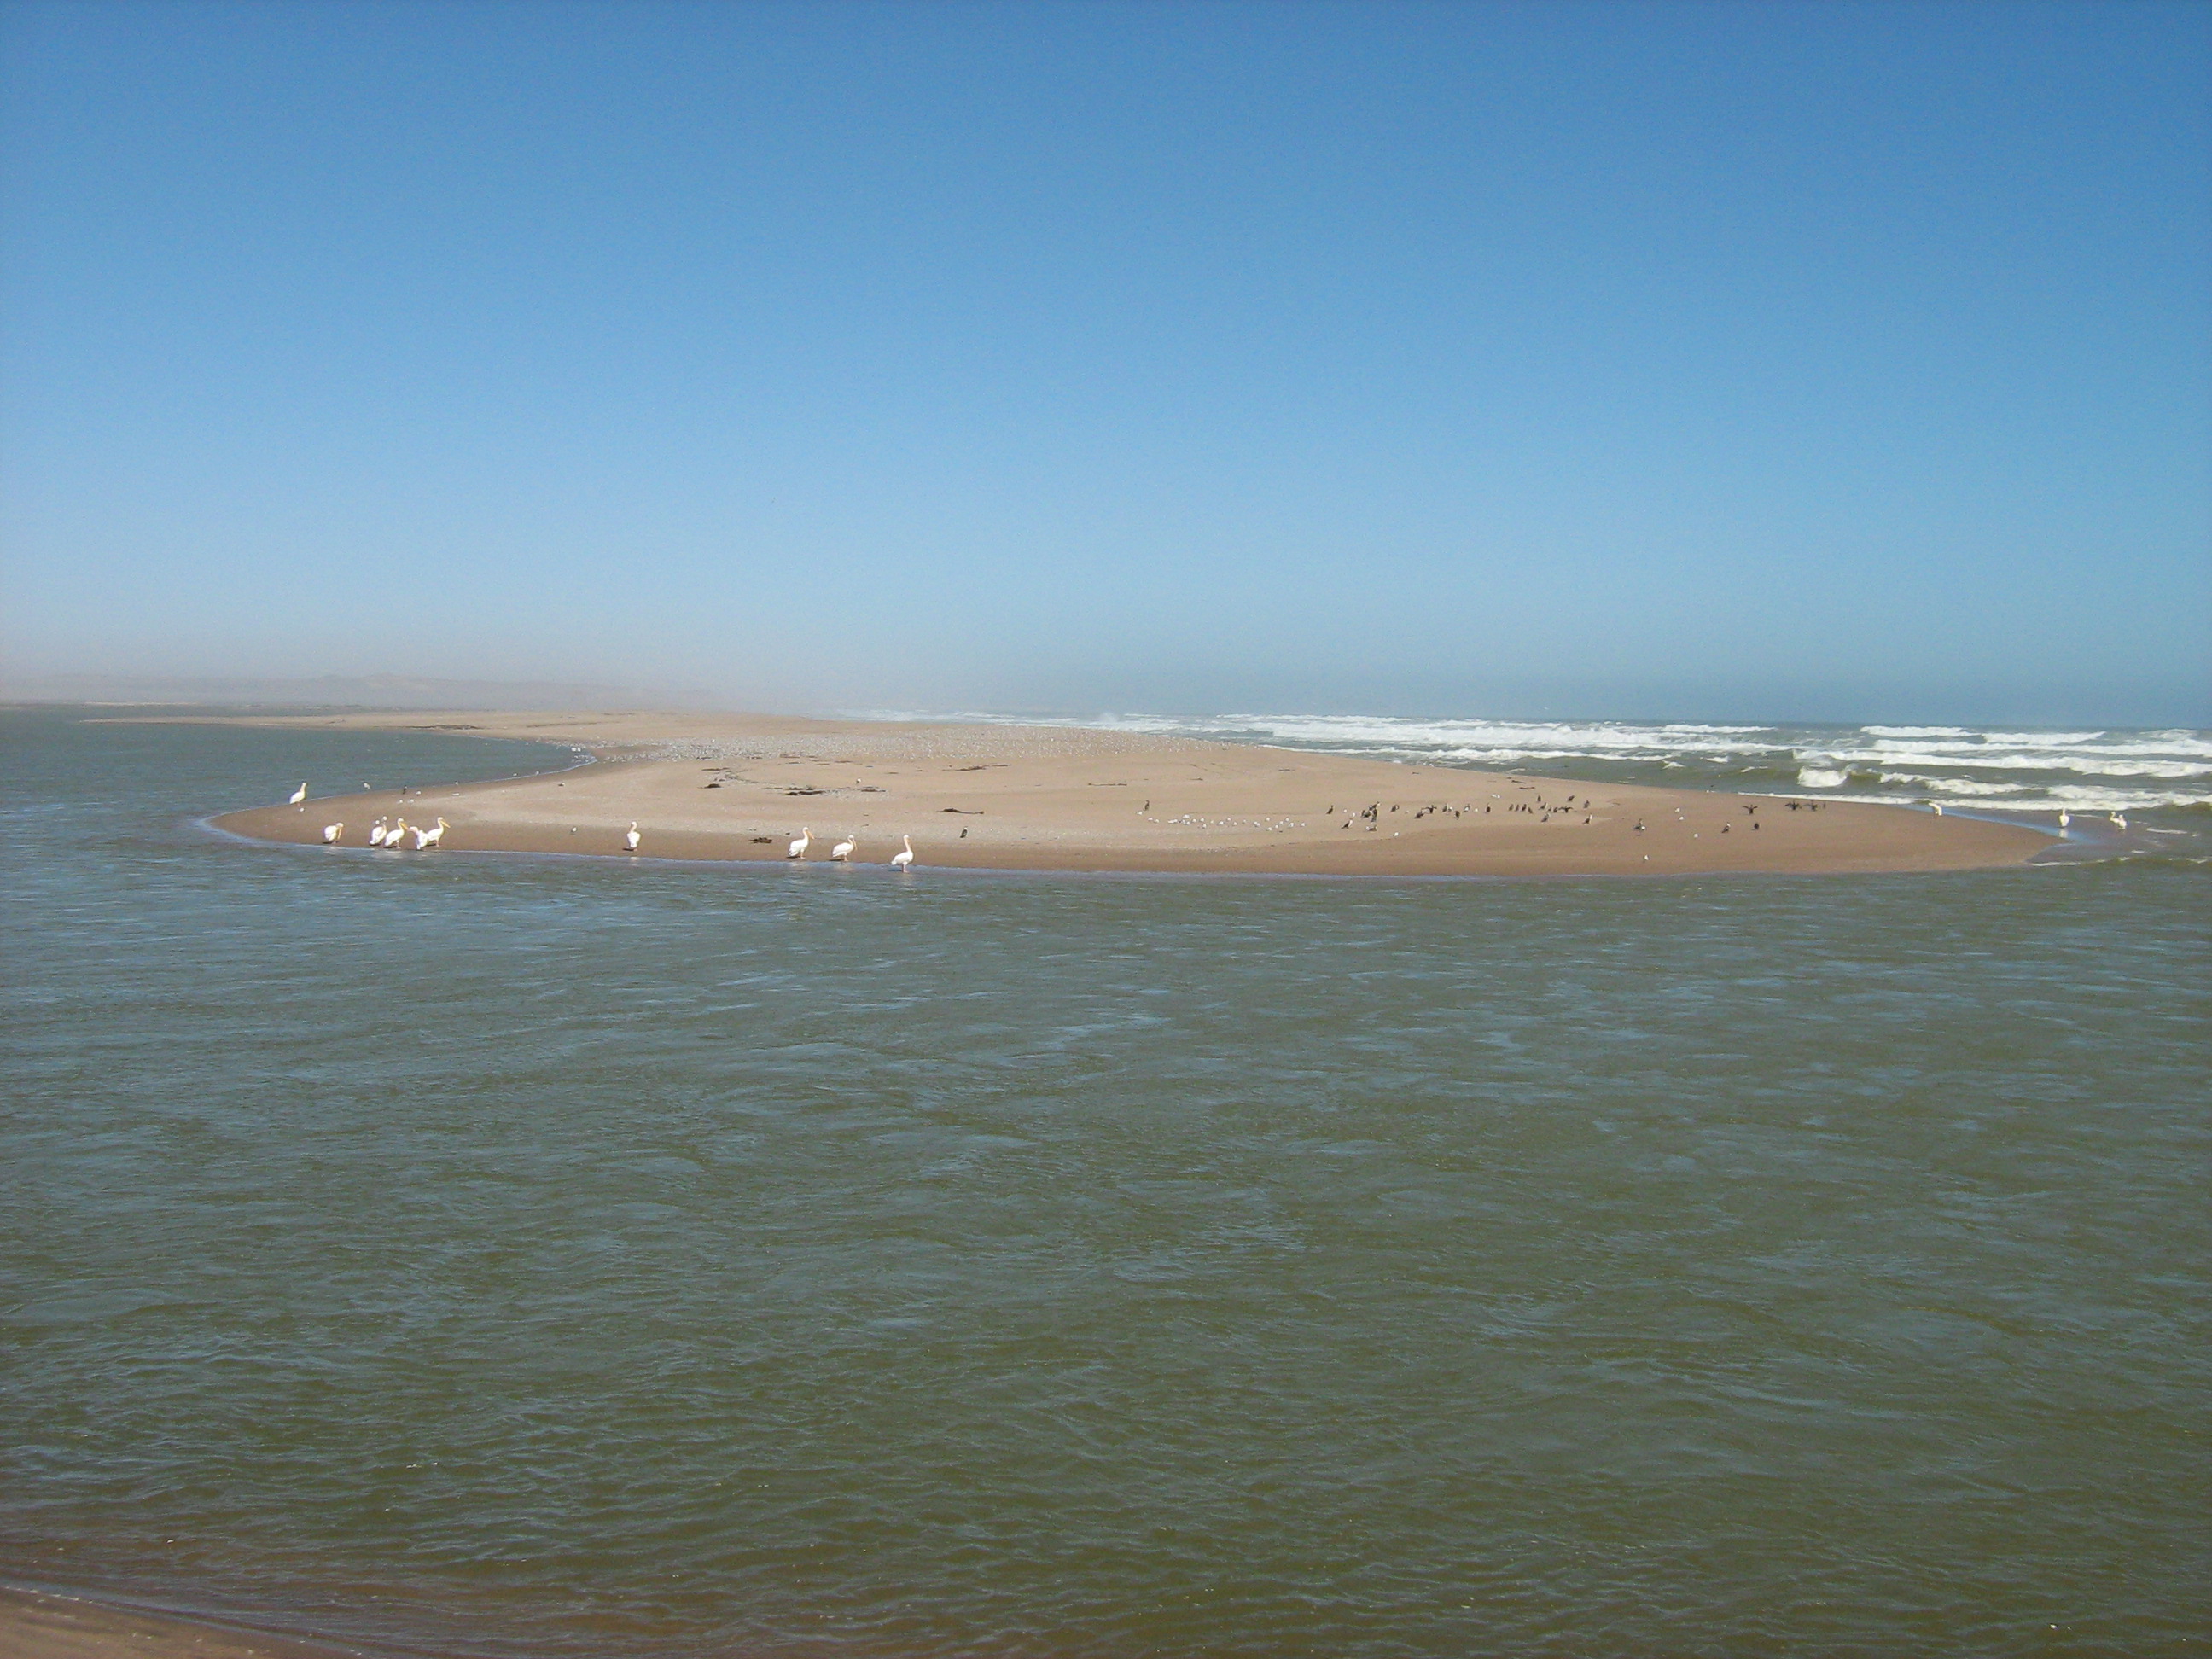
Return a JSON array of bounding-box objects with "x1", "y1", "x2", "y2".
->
[{"x1": 3, "y1": 707, "x2": 2208, "y2": 1658}]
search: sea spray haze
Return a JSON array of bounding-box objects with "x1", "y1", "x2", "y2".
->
[{"x1": 3, "y1": 707, "x2": 2208, "y2": 1656}]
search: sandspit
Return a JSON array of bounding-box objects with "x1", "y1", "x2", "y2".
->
[{"x1": 192, "y1": 709, "x2": 2048, "y2": 876}]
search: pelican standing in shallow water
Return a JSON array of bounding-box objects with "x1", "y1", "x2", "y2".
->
[
  {"x1": 788, "y1": 826, "x2": 812, "y2": 859},
  {"x1": 322, "y1": 822, "x2": 344, "y2": 844},
  {"x1": 368, "y1": 818, "x2": 388, "y2": 846},
  {"x1": 387, "y1": 818, "x2": 408, "y2": 848},
  {"x1": 288, "y1": 782, "x2": 308, "y2": 804},
  {"x1": 2111, "y1": 812, "x2": 2128, "y2": 831},
  {"x1": 891, "y1": 835, "x2": 915, "y2": 871},
  {"x1": 413, "y1": 818, "x2": 447, "y2": 851},
  {"x1": 626, "y1": 822, "x2": 641, "y2": 853},
  {"x1": 2058, "y1": 810, "x2": 2072, "y2": 829},
  {"x1": 830, "y1": 833, "x2": 857, "y2": 862}
]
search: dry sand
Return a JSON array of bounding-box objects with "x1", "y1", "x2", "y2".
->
[
  {"x1": 0, "y1": 1586, "x2": 393, "y2": 1659},
  {"x1": 199, "y1": 708, "x2": 2047, "y2": 876}
]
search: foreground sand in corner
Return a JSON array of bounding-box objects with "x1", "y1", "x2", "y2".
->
[
  {"x1": 197, "y1": 708, "x2": 2047, "y2": 876},
  {"x1": 0, "y1": 1585, "x2": 391, "y2": 1659}
]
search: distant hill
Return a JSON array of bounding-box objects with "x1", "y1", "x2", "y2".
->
[{"x1": 1, "y1": 672, "x2": 722, "y2": 711}]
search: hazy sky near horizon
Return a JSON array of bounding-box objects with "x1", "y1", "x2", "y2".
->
[{"x1": 3, "y1": 0, "x2": 2207, "y2": 724}]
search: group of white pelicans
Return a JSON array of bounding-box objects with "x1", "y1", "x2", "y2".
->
[
  {"x1": 781, "y1": 825, "x2": 917, "y2": 870},
  {"x1": 295, "y1": 781, "x2": 449, "y2": 849},
  {"x1": 292, "y1": 784, "x2": 917, "y2": 869}
]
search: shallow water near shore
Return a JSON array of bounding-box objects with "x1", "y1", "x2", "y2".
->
[{"x1": 3, "y1": 707, "x2": 2208, "y2": 1657}]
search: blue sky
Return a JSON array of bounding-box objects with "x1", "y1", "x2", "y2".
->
[{"x1": 3, "y1": 0, "x2": 2206, "y2": 723}]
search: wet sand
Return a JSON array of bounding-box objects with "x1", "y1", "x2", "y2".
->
[
  {"x1": 0, "y1": 1585, "x2": 393, "y2": 1659},
  {"x1": 193, "y1": 708, "x2": 2047, "y2": 876}
]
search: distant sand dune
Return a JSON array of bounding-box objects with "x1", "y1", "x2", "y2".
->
[{"x1": 4, "y1": 672, "x2": 709, "y2": 711}]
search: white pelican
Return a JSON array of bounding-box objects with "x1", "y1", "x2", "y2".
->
[
  {"x1": 625, "y1": 822, "x2": 641, "y2": 853},
  {"x1": 1930, "y1": 802, "x2": 1944, "y2": 816},
  {"x1": 830, "y1": 834, "x2": 857, "y2": 862},
  {"x1": 2111, "y1": 812, "x2": 2128, "y2": 831},
  {"x1": 891, "y1": 835, "x2": 915, "y2": 871},
  {"x1": 387, "y1": 818, "x2": 408, "y2": 847},
  {"x1": 2058, "y1": 810, "x2": 2072, "y2": 829},
  {"x1": 322, "y1": 822, "x2": 344, "y2": 844},
  {"x1": 788, "y1": 826, "x2": 812, "y2": 860},
  {"x1": 288, "y1": 782, "x2": 308, "y2": 804},
  {"x1": 413, "y1": 818, "x2": 447, "y2": 851},
  {"x1": 367, "y1": 817, "x2": 388, "y2": 846}
]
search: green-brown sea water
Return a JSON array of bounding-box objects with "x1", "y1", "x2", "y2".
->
[{"x1": 3, "y1": 708, "x2": 2207, "y2": 1656}]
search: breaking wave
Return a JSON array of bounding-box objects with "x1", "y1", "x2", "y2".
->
[{"x1": 863, "y1": 710, "x2": 2212, "y2": 818}]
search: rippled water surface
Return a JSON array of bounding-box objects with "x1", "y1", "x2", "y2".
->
[{"x1": 3, "y1": 709, "x2": 2208, "y2": 1656}]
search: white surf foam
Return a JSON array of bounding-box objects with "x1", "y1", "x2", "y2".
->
[{"x1": 853, "y1": 710, "x2": 2212, "y2": 812}]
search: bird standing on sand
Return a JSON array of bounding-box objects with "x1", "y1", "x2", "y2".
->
[
  {"x1": 1931, "y1": 803, "x2": 1944, "y2": 816},
  {"x1": 322, "y1": 823, "x2": 344, "y2": 844},
  {"x1": 788, "y1": 826, "x2": 812, "y2": 859},
  {"x1": 387, "y1": 818, "x2": 409, "y2": 848},
  {"x1": 831, "y1": 834, "x2": 857, "y2": 861},
  {"x1": 891, "y1": 835, "x2": 916, "y2": 871},
  {"x1": 368, "y1": 818, "x2": 388, "y2": 846},
  {"x1": 626, "y1": 822, "x2": 642, "y2": 853},
  {"x1": 288, "y1": 783, "x2": 308, "y2": 804},
  {"x1": 413, "y1": 818, "x2": 447, "y2": 851}
]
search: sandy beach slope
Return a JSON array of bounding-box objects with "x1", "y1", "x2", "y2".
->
[
  {"x1": 191, "y1": 709, "x2": 2048, "y2": 876},
  {"x1": 0, "y1": 1585, "x2": 393, "y2": 1659}
]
